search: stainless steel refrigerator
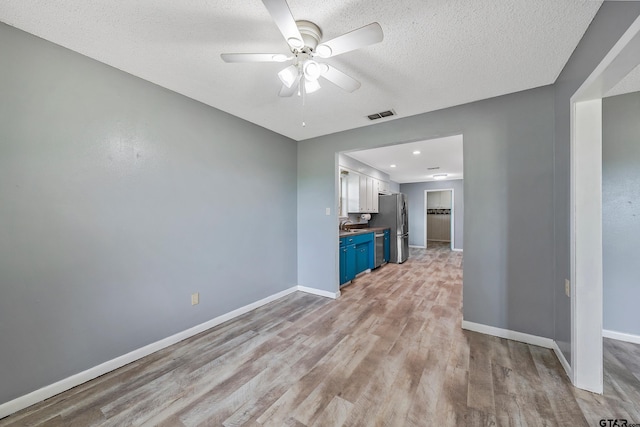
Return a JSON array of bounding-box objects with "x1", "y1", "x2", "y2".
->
[{"x1": 369, "y1": 193, "x2": 409, "y2": 263}]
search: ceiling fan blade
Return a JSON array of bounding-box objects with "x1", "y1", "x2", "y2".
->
[
  {"x1": 279, "y1": 76, "x2": 300, "y2": 97},
  {"x1": 320, "y1": 65, "x2": 361, "y2": 92},
  {"x1": 315, "y1": 23, "x2": 383, "y2": 58},
  {"x1": 221, "y1": 53, "x2": 291, "y2": 63},
  {"x1": 262, "y1": 0, "x2": 305, "y2": 49}
]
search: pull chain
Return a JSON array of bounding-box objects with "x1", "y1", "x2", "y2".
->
[{"x1": 301, "y1": 78, "x2": 306, "y2": 127}]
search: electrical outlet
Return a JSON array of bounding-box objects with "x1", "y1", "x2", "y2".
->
[
  {"x1": 565, "y1": 279, "x2": 570, "y2": 297},
  {"x1": 191, "y1": 292, "x2": 199, "y2": 305}
]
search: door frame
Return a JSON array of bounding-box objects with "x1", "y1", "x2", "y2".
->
[
  {"x1": 570, "y1": 15, "x2": 640, "y2": 393},
  {"x1": 424, "y1": 188, "x2": 455, "y2": 250}
]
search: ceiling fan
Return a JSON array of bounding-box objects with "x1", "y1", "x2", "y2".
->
[{"x1": 221, "y1": 0, "x2": 384, "y2": 97}]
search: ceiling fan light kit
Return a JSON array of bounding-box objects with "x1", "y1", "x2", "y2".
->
[
  {"x1": 278, "y1": 65, "x2": 299, "y2": 88},
  {"x1": 303, "y1": 60, "x2": 321, "y2": 80},
  {"x1": 221, "y1": 0, "x2": 384, "y2": 100},
  {"x1": 304, "y1": 78, "x2": 321, "y2": 94}
]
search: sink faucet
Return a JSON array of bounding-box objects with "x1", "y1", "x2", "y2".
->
[{"x1": 340, "y1": 219, "x2": 353, "y2": 231}]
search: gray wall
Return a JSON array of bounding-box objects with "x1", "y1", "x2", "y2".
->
[
  {"x1": 552, "y1": 2, "x2": 640, "y2": 362},
  {"x1": 298, "y1": 85, "x2": 556, "y2": 338},
  {"x1": 400, "y1": 180, "x2": 464, "y2": 250},
  {"x1": 603, "y1": 91, "x2": 640, "y2": 336},
  {"x1": 0, "y1": 24, "x2": 297, "y2": 405},
  {"x1": 338, "y1": 154, "x2": 391, "y2": 182}
]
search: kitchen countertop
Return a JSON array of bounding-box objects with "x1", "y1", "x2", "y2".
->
[{"x1": 339, "y1": 227, "x2": 389, "y2": 238}]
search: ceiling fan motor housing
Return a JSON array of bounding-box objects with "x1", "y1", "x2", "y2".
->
[{"x1": 296, "y1": 20, "x2": 322, "y2": 51}]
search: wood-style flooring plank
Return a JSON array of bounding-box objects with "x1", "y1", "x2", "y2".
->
[{"x1": 2, "y1": 242, "x2": 639, "y2": 427}]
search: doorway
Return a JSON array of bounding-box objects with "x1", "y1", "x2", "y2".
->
[
  {"x1": 425, "y1": 189, "x2": 454, "y2": 251},
  {"x1": 570, "y1": 15, "x2": 640, "y2": 393}
]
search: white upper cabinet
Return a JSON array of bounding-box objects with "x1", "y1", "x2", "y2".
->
[
  {"x1": 347, "y1": 173, "x2": 362, "y2": 213},
  {"x1": 367, "y1": 177, "x2": 379, "y2": 213},
  {"x1": 440, "y1": 191, "x2": 452, "y2": 208},
  {"x1": 427, "y1": 191, "x2": 452, "y2": 209},
  {"x1": 347, "y1": 173, "x2": 380, "y2": 213},
  {"x1": 378, "y1": 180, "x2": 391, "y2": 194}
]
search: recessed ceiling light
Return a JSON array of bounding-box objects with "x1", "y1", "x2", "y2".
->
[
  {"x1": 413, "y1": 150, "x2": 421, "y2": 155},
  {"x1": 433, "y1": 173, "x2": 448, "y2": 180},
  {"x1": 390, "y1": 164, "x2": 397, "y2": 168}
]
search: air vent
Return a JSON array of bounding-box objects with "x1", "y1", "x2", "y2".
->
[
  {"x1": 367, "y1": 109, "x2": 396, "y2": 120},
  {"x1": 427, "y1": 167, "x2": 440, "y2": 170}
]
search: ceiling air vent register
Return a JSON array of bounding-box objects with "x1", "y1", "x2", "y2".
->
[{"x1": 367, "y1": 110, "x2": 395, "y2": 120}]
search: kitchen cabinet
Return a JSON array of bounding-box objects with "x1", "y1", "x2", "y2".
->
[
  {"x1": 440, "y1": 191, "x2": 452, "y2": 208},
  {"x1": 368, "y1": 178, "x2": 379, "y2": 212},
  {"x1": 383, "y1": 229, "x2": 390, "y2": 263},
  {"x1": 378, "y1": 180, "x2": 391, "y2": 194},
  {"x1": 340, "y1": 232, "x2": 374, "y2": 285},
  {"x1": 427, "y1": 213, "x2": 451, "y2": 241},
  {"x1": 340, "y1": 242, "x2": 356, "y2": 284},
  {"x1": 347, "y1": 173, "x2": 363, "y2": 213},
  {"x1": 355, "y1": 242, "x2": 370, "y2": 274},
  {"x1": 427, "y1": 191, "x2": 452, "y2": 209},
  {"x1": 347, "y1": 173, "x2": 379, "y2": 213}
]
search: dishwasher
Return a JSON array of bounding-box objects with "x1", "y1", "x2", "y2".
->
[{"x1": 374, "y1": 232, "x2": 385, "y2": 268}]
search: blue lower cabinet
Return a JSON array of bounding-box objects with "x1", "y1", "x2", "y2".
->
[
  {"x1": 340, "y1": 243, "x2": 356, "y2": 284},
  {"x1": 355, "y1": 242, "x2": 370, "y2": 274},
  {"x1": 383, "y1": 229, "x2": 390, "y2": 263},
  {"x1": 340, "y1": 232, "x2": 374, "y2": 285}
]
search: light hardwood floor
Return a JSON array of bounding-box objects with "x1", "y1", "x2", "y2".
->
[{"x1": 2, "y1": 242, "x2": 639, "y2": 426}]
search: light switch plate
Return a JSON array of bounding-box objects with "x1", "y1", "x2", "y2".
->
[
  {"x1": 565, "y1": 279, "x2": 570, "y2": 297},
  {"x1": 325, "y1": 207, "x2": 331, "y2": 215},
  {"x1": 191, "y1": 292, "x2": 199, "y2": 305}
]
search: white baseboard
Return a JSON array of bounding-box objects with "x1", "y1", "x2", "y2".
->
[
  {"x1": 0, "y1": 285, "x2": 310, "y2": 420},
  {"x1": 409, "y1": 245, "x2": 426, "y2": 249},
  {"x1": 297, "y1": 285, "x2": 340, "y2": 299},
  {"x1": 452, "y1": 248, "x2": 463, "y2": 252},
  {"x1": 552, "y1": 341, "x2": 573, "y2": 380},
  {"x1": 461, "y1": 320, "x2": 554, "y2": 349},
  {"x1": 603, "y1": 329, "x2": 640, "y2": 345}
]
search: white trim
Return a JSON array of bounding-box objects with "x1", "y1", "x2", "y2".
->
[
  {"x1": 450, "y1": 188, "x2": 455, "y2": 251},
  {"x1": 0, "y1": 285, "x2": 305, "y2": 419},
  {"x1": 568, "y1": 15, "x2": 640, "y2": 395},
  {"x1": 552, "y1": 341, "x2": 573, "y2": 380},
  {"x1": 571, "y1": 99, "x2": 604, "y2": 394},
  {"x1": 572, "y1": 16, "x2": 640, "y2": 102},
  {"x1": 297, "y1": 285, "x2": 340, "y2": 299},
  {"x1": 603, "y1": 329, "x2": 640, "y2": 345},
  {"x1": 452, "y1": 248, "x2": 463, "y2": 252},
  {"x1": 461, "y1": 320, "x2": 554, "y2": 349},
  {"x1": 409, "y1": 245, "x2": 426, "y2": 249}
]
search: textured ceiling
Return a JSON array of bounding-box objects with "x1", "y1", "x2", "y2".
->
[
  {"x1": 0, "y1": 0, "x2": 602, "y2": 141},
  {"x1": 345, "y1": 135, "x2": 463, "y2": 184}
]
